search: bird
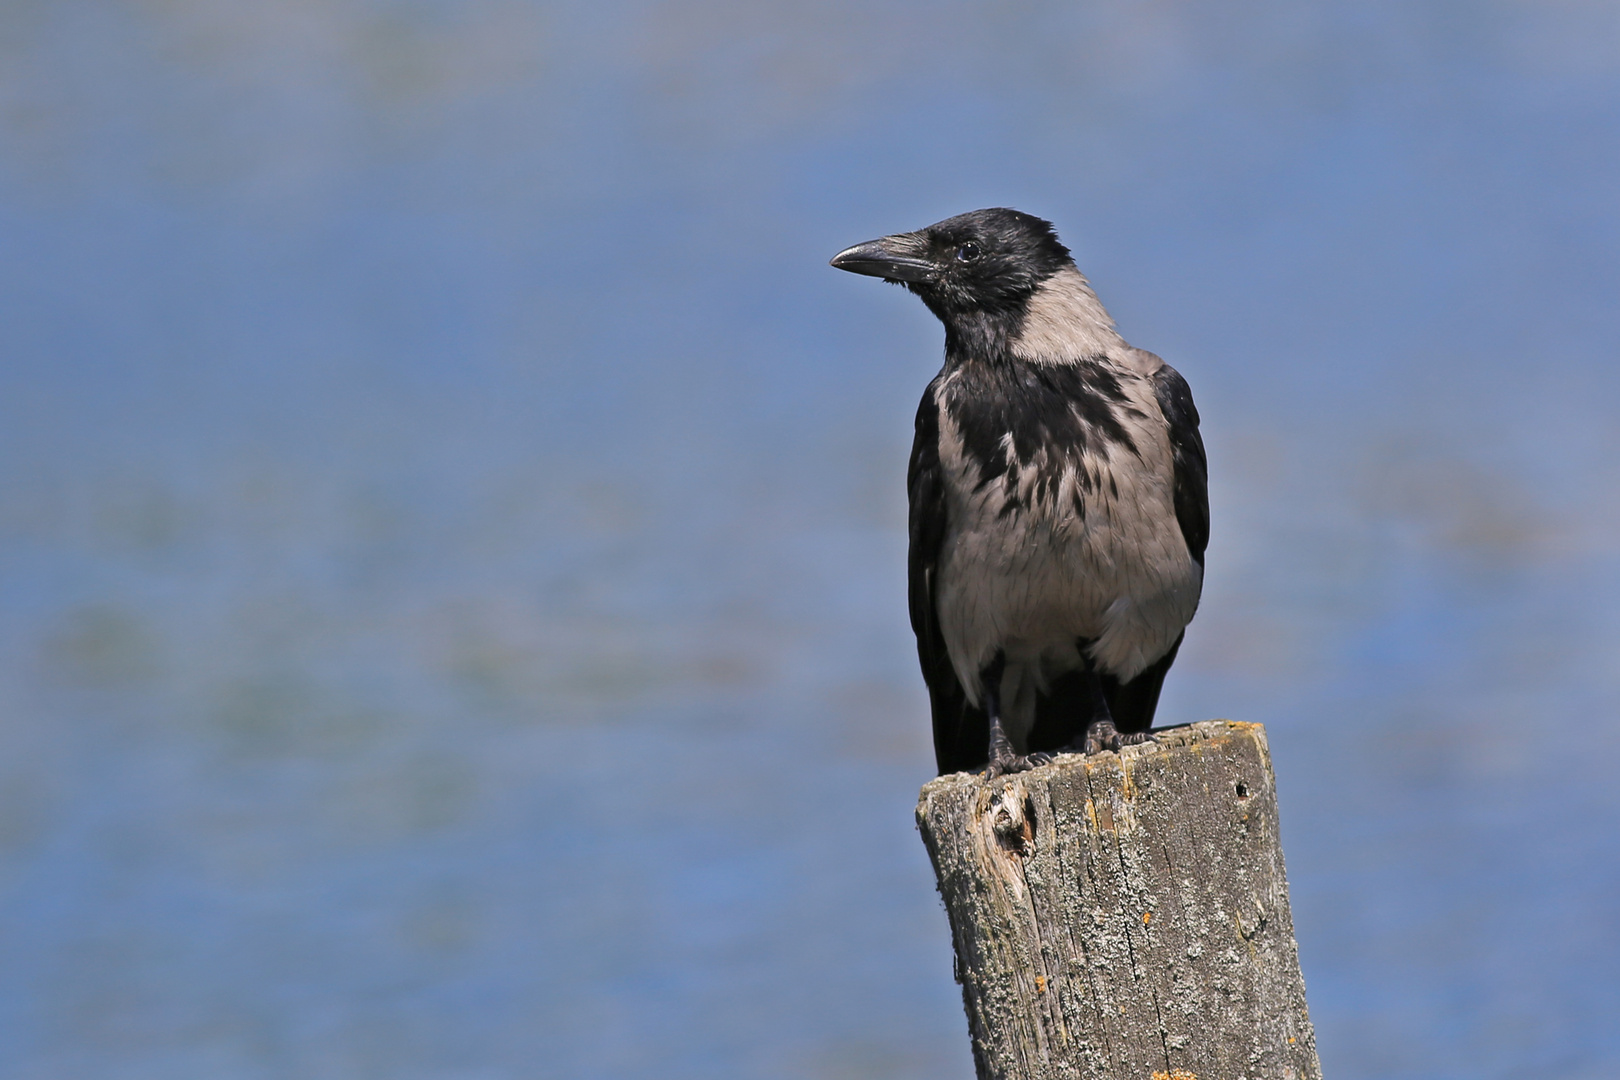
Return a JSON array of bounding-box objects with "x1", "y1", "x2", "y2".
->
[{"x1": 830, "y1": 208, "x2": 1208, "y2": 778}]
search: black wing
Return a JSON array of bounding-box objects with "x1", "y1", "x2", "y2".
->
[
  {"x1": 908, "y1": 380, "x2": 985, "y2": 774},
  {"x1": 1151, "y1": 361, "x2": 1209, "y2": 567}
]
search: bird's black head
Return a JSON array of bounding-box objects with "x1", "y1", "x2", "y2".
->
[{"x1": 829, "y1": 208, "x2": 1074, "y2": 326}]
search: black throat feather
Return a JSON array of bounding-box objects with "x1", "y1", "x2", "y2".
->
[{"x1": 936, "y1": 300, "x2": 1142, "y2": 522}]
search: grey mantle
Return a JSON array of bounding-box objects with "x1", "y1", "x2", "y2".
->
[{"x1": 916, "y1": 720, "x2": 1322, "y2": 1080}]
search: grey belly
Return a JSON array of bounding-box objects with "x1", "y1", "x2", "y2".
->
[{"x1": 935, "y1": 493, "x2": 1201, "y2": 749}]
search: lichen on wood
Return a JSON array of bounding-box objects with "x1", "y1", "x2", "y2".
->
[{"x1": 916, "y1": 720, "x2": 1322, "y2": 1080}]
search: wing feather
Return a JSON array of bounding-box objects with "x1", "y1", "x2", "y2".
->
[
  {"x1": 1151, "y1": 362, "x2": 1209, "y2": 566},
  {"x1": 908, "y1": 380, "x2": 983, "y2": 774}
]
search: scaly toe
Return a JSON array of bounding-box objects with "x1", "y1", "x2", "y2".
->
[
  {"x1": 1079, "y1": 719, "x2": 1154, "y2": 756},
  {"x1": 982, "y1": 752, "x2": 1051, "y2": 780}
]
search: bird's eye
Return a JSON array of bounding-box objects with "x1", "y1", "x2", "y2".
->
[{"x1": 955, "y1": 242, "x2": 981, "y2": 263}]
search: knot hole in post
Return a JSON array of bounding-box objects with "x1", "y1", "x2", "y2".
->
[{"x1": 986, "y1": 779, "x2": 1035, "y2": 855}]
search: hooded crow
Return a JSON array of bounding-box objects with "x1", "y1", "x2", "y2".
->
[{"x1": 831, "y1": 209, "x2": 1208, "y2": 777}]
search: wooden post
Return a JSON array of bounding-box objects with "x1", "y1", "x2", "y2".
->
[{"x1": 916, "y1": 720, "x2": 1322, "y2": 1080}]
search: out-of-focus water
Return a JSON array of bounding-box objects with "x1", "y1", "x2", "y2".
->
[{"x1": 3, "y1": 2, "x2": 1619, "y2": 1077}]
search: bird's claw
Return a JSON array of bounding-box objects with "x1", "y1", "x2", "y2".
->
[
  {"x1": 981, "y1": 750, "x2": 1053, "y2": 780},
  {"x1": 1078, "y1": 720, "x2": 1156, "y2": 756}
]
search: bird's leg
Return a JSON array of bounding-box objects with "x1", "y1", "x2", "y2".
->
[
  {"x1": 1068, "y1": 643, "x2": 1156, "y2": 756},
  {"x1": 981, "y1": 653, "x2": 1052, "y2": 779}
]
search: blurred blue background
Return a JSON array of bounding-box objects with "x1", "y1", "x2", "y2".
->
[{"x1": 3, "y1": 1, "x2": 1619, "y2": 1077}]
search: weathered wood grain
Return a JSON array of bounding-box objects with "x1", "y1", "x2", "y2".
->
[{"x1": 916, "y1": 720, "x2": 1321, "y2": 1080}]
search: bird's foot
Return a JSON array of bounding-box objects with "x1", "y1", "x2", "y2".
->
[
  {"x1": 1069, "y1": 720, "x2": 1156, "y2": 756},
  {"x1": 981, "y1": 713, "x2": 1052, "y2": 779},
  {"x1": 981, "y1": 750, "x2": 1053, "y2": 780}
]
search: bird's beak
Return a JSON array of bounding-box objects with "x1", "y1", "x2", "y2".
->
[{"x1": 829, "y1": 233, "x2": 936, "y2": 283}]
